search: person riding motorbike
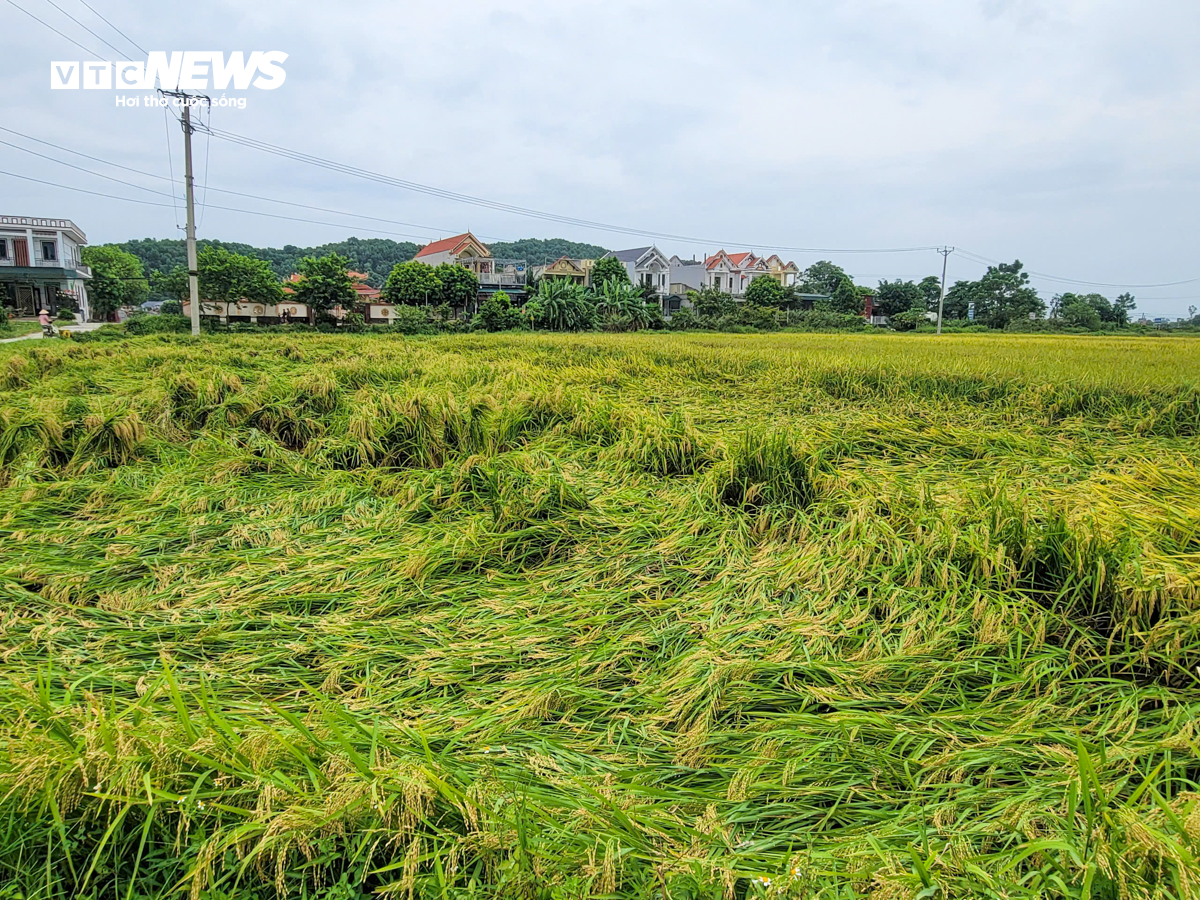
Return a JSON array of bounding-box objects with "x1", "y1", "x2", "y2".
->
[{"x1": 38, "y1": 309, "x2": 56, "y2": 338}]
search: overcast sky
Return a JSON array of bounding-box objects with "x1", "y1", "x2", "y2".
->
[{"x1": 3, "y1": 0, "x2": 1199, "y2": 316}]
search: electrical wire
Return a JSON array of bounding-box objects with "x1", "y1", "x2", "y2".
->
[
  {"x1": 0, "y1": 169, "x2": 473, "y2": 241},
  {"x1": 197, "y1": 104, "x2": 211, "y2": 228},
  {"x1": 162, "y1": 104, "x2": 181, "y2": 230},
  {"x1": 955, "y1": 248, "x2": 1200, "y2": 290},
  {"x1": 0, "y1": 127, "x2": 493, "y2": 238},
  {"x1": 205, "y1": 126, "x2": 941, "y2": 255},
  {"x1": 39, "y1": 0, "x2": 127, "y2": 58},
  {"x1": 5, "y1": 0, "x2": 103, "y2": 58},
  {"x1": 73, "y1": 0, "x2": 145, "y2": 55}
]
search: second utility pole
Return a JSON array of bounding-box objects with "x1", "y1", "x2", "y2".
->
[
  {"x1": 161, "y1": 89, "x2": 209, "y2": 336},
  {"x1": 936, "y1": 246, "x2": 954, "y2": 335}
]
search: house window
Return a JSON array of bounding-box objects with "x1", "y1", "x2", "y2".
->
[
  {"x1": 0, "y1": 239, "x2": 7, "y2": 260},
  {"x1": 41, "y1": 241, "x2": 57, "y2": 262}
]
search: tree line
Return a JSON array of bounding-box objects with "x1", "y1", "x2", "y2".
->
[{"x1": 79, "y1": 239, "x2": 1174, "y2": 333}]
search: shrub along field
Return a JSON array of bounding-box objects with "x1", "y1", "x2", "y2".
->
[{"x1": 1, "y1": 331, "x2": 1199, "y2": 900}]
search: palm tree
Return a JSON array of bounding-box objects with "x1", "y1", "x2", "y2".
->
[
  {"x1": 533, "y1": 279, "x2": 593, "y2": 331},
  {"x1": 593, "y1": 280, "x2": 650, "y2": 331}
]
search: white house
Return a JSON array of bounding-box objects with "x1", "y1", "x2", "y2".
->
[
  {"x1": 603, "y1": 246, "x2": 671, "y2": 294},
  {"x1": 704, "y1": 251, "x2": 766, "y2": 296},
  {"x1": 414, "y1": 231, "x2": 527, "y2": 298},
  {"x1": 668, "y1": 255, "x2": 706, "y2": 295},
  {"x1": 0, "y1": 215, "x2": 92, "y2": 320},
  {"x1": 702, "y1": 251, "x2": 798, "y2": 297}
]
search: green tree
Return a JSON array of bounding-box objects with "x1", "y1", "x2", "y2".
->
[
  {"x1": 874, "y1": 279, "x2": 923, "y2": 317},
  {"x1": 382, "y1": 261, "x2": 441, "y2": 306},
  {"x1": 486, "y1": 238, "x2": 609, "y2": 266},
  {"x1": 81, "y1": 245, "x2": 149, "y2": 320},
  {"x1": 593, "y1": 280, "x2": 650, "y2": 330},
  {"x1": 941, "y1": 261, "x2": 1043, "y2": 328},
  {"x1": 1113, "y1": 293, "x2": 1137, "y2": 327},
  {"x1": 918, "y1": 276, "x2": 943, "y2": 311},
  {"x1": 118, "y1": 236, "x2": 421, "y2": 291},
  {"x1": 743, "y1": 276, "x2": 787, "y2": 308},
  {"x1": 976, "y1": 260, "x2": 1044, "y2": 328},
  {"x1": 889, "y1": 308, "x2": 928, "y2": 331},
  {"x1": 292, "y1": 253, "x2": 356, "y2": 320},
  {"x1": 942, "y1": 280, "x2": 979, "y2": 321},
  {"x1": 590, "y1": 256, "x2": 631, "y2": 288},
  {"x1": 689, "y1": 287, "x2": 736, "y2": 320},
  {"x1": 527, "y1": 279, "x2": 594, "y2": 331},
  {"x1": 433, "y1": 264, "x2": 479, "y2": 310},
  {"x1": 1061, "y1": 299, "x2": 1102, "y2": 330},
  {"x1": 158, "y1": 246, "x2": 284, "y2": 310},
  {"x1": 831, "y1": 278, "x2": 862, "y2": 315},
  {"x1": 798, "y1": 260, "x2": 848, "y2": 295},
  {"x1": 474, "y1": 291, "x2": 522, "y2": 332}
]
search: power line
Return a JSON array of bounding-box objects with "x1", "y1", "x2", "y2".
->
[
  {"x1": 0, "y1": 168, "x2": 473, "y2": 241},
  {"x1": 197, "y1": 104, "x2": 211, "y2": 228},
  {"x1": 73, "y1": 0, "x2": 145, "y2": 55},
  {"x1": 0, "y1": 137, "x2": 179, "y2": 198},
  {"x1": 162, "y1": 103, "x2": 182, "y2": 230},
  {"x1": 955, "y1": 248, "x2": 1200, "y2": 290},
  {"x1": 40, "y1": 0, "x2": 127, "y2": 58},
  {"x1": 205, "y1": 126, "x2": 941, "y2": 256},
  {"x1": 0, "y1": 126, "x2": 493, "y2": 238},
  {"x1": 0, "y1": 169, "x2": 179, "y2": 207},
  {"x1": 5, "y1": 0, "x2": 104, "y2": 58}
]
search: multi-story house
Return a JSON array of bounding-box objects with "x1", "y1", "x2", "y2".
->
[
  {"x1": 703, "y1": 251, "x2": 798, "y2": 297},
  {"x1": 414, "y1": 232, "x2": 528, "y2": 299},
  {"x1": 763, "y1": 255, "x2": 800, "y2": 287},
  {"x1": 704, "y1": 251, "x2": 765, "y2": 296},
  {"x1": 533, "y1": 257, "x2": 594, "y2": 286},
  {"x1": 668, "y1": 255, "x2": 705, "y2": 296},
  {"x1": 602, "y1": 247, "x2": 671, "y2": 294},
  {"x1": 0, "y1": 215, "x2": 92, "y2": 320}
]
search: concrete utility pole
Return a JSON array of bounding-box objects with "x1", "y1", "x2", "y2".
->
[
  {"x1": 936, "y1": 247, "x2": 954, "y2": 335},
  {"x1": 160, "y1": 89, "x2": 210, "y2": 336}
]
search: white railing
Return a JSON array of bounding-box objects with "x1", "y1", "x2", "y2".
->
[
  {"x1": 0, "y1": 216, "x2": 87, "y2": 242},
  {"x1": 0, "y1": 258, "x2": 91, "y2": 275},
  {"x1": 478, "y1": 273, "x2": 526, "y2": 287}
]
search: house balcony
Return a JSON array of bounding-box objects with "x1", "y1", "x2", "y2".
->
[
  {"x1": 457, "y1": 257, "x2": 528, "y2": 289},
  {"x1": 0, "y1": 261, "x2": 91, "y2": 280}
]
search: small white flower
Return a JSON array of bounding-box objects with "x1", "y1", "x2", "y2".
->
[
  {"x1": 93, "y1": 783, "x2": 101, "y2": 791},
  {"x1": 791, "y1": 866, "x2": 801, "y2": 877},
  {"x1": 755, "y1": 875, "x2": 771, "y2": 887}
]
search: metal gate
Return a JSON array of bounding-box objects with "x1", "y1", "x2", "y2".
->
[{"x1": 15, "y1": 285, "x2": 36, "y2": 316}]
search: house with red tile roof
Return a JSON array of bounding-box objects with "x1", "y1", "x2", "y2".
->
[
  {"x1": 414, "y1": 232, "x2": 491, "y2": 268},
  {"x1": 414, "y1": 232, "x2": 528, "y2": 299},
  {"x1": 703, "y1": 250, "x2": 798, "y2": 296}
]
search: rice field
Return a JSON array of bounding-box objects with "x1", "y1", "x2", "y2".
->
[{"x1": 1, "y1": 330, "x2": 1199, "y2": 900}]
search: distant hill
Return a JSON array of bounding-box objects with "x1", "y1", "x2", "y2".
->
[
  {"x1": 115, "y1": 236, "x2": 612, "y2": 298},
  {"x1": 117, "y1": 237, "x2": 422, "y2": 290},
  {"x1": 487, "y1": 238, "x2": 610, "y2": 265}
]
